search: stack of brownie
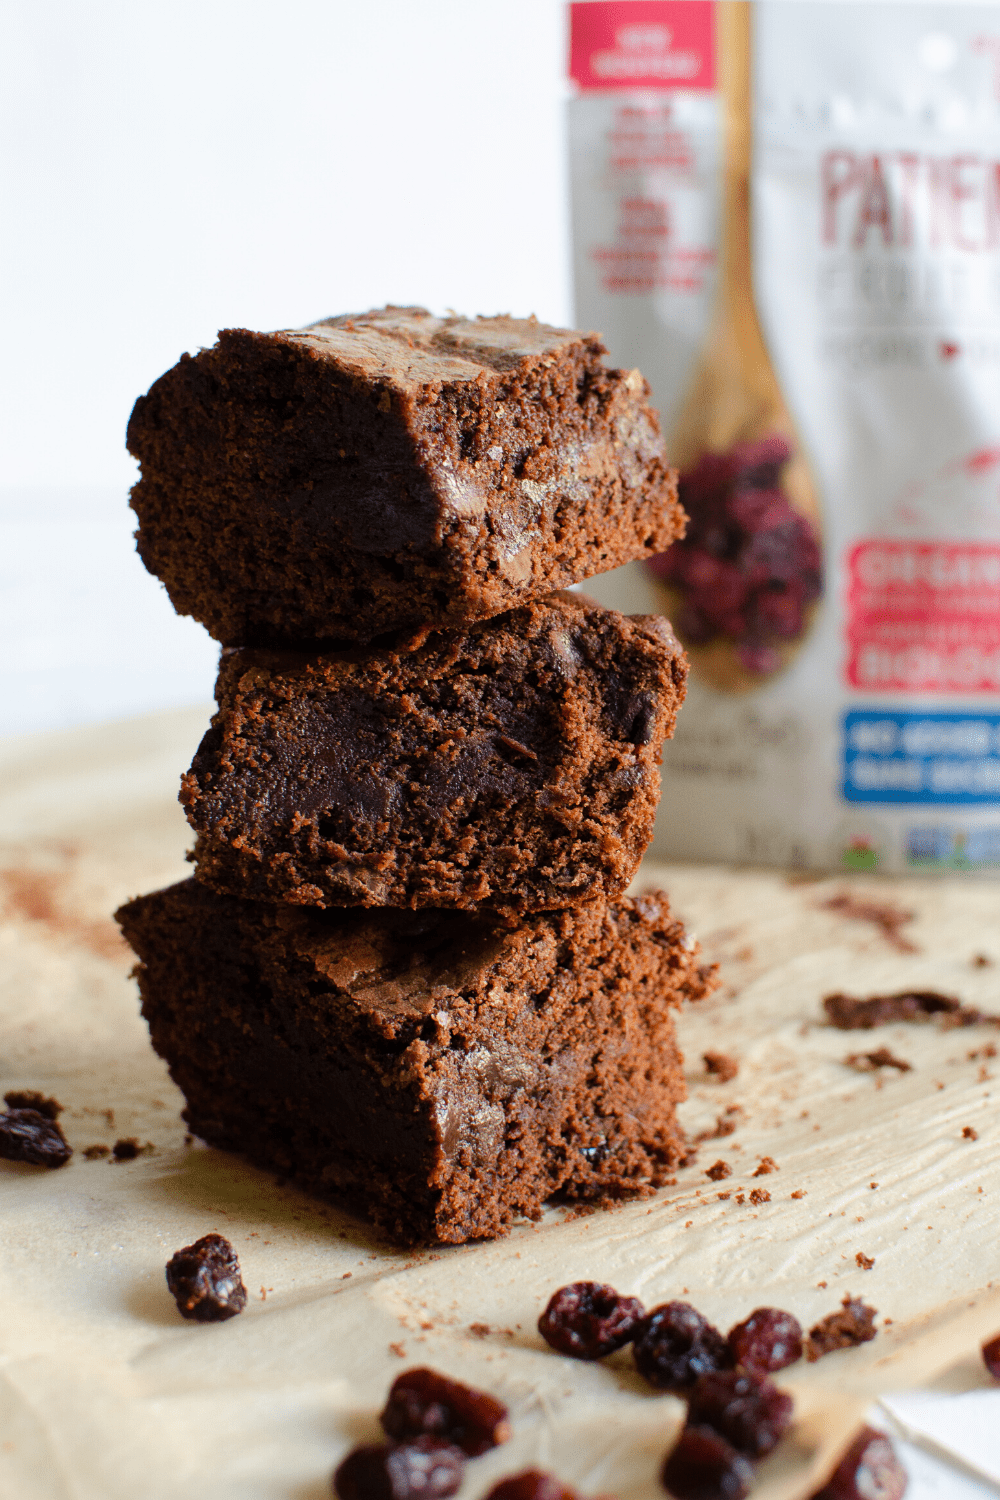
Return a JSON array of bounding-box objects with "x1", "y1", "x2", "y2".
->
[{"x1": 116, "y1": 307, "x2": 714, "y2": 1245}]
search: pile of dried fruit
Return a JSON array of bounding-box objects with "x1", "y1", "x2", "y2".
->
[{"x1": 648, "y1": 436, "x2": 822, "y2": 676}]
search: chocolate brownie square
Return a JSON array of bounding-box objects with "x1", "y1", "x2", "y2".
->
[
  {"x1": 126, "y1": 307, "x2": 685, "y2": 647},
  {"x1": 115, "y1": 879, "x2": 714, "y2": 1245},
  {"x1": 180, "y1": 593, "x2": 687, "y2": 919}
]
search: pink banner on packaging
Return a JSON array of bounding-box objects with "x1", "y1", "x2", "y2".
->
[
  {"x1": 569, "y1": 2, "x2": 715, "y2": 91},
  {"x1": 846, "y1": 539, "x2": 1000, "y2": 692}
]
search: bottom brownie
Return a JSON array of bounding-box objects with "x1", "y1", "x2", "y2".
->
[{"x1": 115, "y1": 880, "x2": 714, "y2": 1245}]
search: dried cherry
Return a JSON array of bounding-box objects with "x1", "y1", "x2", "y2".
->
[
  {"x1": 482, "y1": 1471, "x2": 577, "y2": 1500},
  {"x1": 0, "y1": 1107, "x2": 72, "y2": 1168},
  {"x1": 727, "y1": 1307, "x2": 803, "y2": 1373},
  {"x1": 808, "y1": 1425, "x2": 906, "y2": 1500},
  {"x1": 333, "y1": 1439, "x2": 464, "y2": 1500},
  {"x1": 381, "y1": 1367, "x2": 510, "y2": 1456},
  {"x1": 633, "y1": 1302, "x2": 732, "y2": 1392},
  {"x1": 661, "y1": 1424, "x2": 754, "y2": 1500},
  {"x1": 648, "y1": 435, "x2": 822, "y2": 675},
  {"x1": 982, "y1": 1331, "x2": 1000, "y2": 1380},
  {"x1": 165, "y1": 1232, "x2": 247, "y2": 1322},
  {"x1": 686, "y1": 1369, "x2": 793, "y2": 1458},
  {"x1": 538, "y1": 1281, "x2": 645, "y2": 1360}
]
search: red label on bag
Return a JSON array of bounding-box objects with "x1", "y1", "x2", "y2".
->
[
  {"x1": 569, "y1": 2, "x2": 715, "y2": 91},
  {"x1": 846, "y1": 539, "x2": 1000, "y2": 692}
]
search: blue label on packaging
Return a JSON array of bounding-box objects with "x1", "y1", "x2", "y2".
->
[{"x1": 842, "y1": 710, "x2": 1000, "y2": 804}]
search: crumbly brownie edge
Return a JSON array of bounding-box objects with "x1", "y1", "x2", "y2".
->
[
  {"x1": 126, "y1": 321, "x2": 684, "y2": 646},
  {"x1": 181, "y1": 596, "x2": 688, "y2": 917},
  {"x1": 115, "y1": 881, "x2": 710, "y2": 1245}
]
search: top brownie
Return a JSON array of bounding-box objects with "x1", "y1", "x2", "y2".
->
[{"x1": 126, "y1": 307, "x2": 685, "y2": 646}]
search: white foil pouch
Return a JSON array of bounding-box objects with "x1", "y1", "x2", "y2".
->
[{"x1": 580, "y1": 1, "x2": 1000, "y2": 875}]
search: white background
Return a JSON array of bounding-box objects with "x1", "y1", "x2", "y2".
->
[{"x1": 1, "y1": 0, "x2": 571, "y2": 735}]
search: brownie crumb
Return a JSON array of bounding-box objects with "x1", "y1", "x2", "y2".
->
[
  {"x1": 483, "y1": 1470, "x2": 580, "y2": 1500},
  {"x1": 870, "y1": 1182, "x2": 879, "y2": 1190},
  {"x1": 705, "y1": 1161, "x2": 732, "y2": 1182},
  {"x1": 962, "y1": 1126, "x2": 979, "y2": 1140},
  {"x1": 389, "y1": 1343, "x2": 406, "y2": 1358},
  {"x1": 695, "y1": 1110, "x2": 741, "y2": 1144},
  {"x1": 968, "y1": 1044, "x2": 997, "y2": 1060},
  {"x1": 748, "y1": 1189, "x2": 770, "y2": 1206},
  {"x1": 845, "y1": 1047, "x2": 912, "y2": 1073},
  {"x1": 704, "y1": 1051, "x2": 739, "y2": 1082},
  {"x1": 855, "y1": 1253, "x2": 875, "y2": 1270},
  {"x1": 165, "y1": 1232, "x2": 247, "y2": 1322},
  {"x1": 381, "y1": 1367, "x2": 510, "y2": 1455},
  {"x1": 3, "y1": 1089, "x2": 62, "y2": 1119},
  {"x1": 982, "y1": 1331, "x2": 1000, "y2": 1380},
  {"x1": 826, "y1": 989, "x2": 955, "y2": 1028},
  {"x1": 467, "y1": 1322, "x2": 491, "y2": 1339},
  {"x1": 806, "y1": 1296, "x2": 877, "y2": 1360},
  {"x1": 820, "y1": 893, "x2": 917, "y2": 952},
  {"x1": 0, "y1": 1107, "x2": 72, "y2": 1168},
  {"x1": 735, "y1": 1194, "x2": 745, "y2": 1206},
  {"x1": 751, "y1": 1157, "x2": 778, "y2": 1177},
  {"x1": 83, "y1": 1143, "x2": 110, "y2": 1159},
  {"x1": 538, "y1": 1282, "x2": 645, "y2": 1360},
  {"x1": 790, "y1": 1190, "x2": 806, "y2": 1199},
  {"x1": 111, "y1": 1137, "x2": 152, "y2": 1160},
  {"x1": 334, "y1": 1438, "x2": 464, "y2": 1500},
  {"x1": 809, "y1": 1425, "x2": 906, "y2": 1500},
  {"x1": 717, "y1": 1192, "x2": 731, "y2": 1201},
  {"x1": 972, "y1": 953, "x2": 993, "y2": 967}
]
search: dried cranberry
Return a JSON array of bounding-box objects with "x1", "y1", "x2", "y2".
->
[
  {"x1": 381, "y1": 1367, "x2": 511, "y2": 1456},
  {"x1": 482, "y1": 1471, "x2": 577, "y2": 1500},
  {"x1": 538, "y1": 1282, "x2": 646, "y2": 1360},
  {"x1": 982, "y1": 1331, "x2": 1000, "y2": 1380},
  {"x1": 165, "y1": 1232, "x2": 247, "y2": 1322},
  {"x1": 633, "y1": 1302, "x2": 732, "y2": 1392},
  {"x1": 333, "y1": 1439, "x2": 464, "y2": 1500},
  {"x1": 0, "y1": 1107, "x2": 72, "y2": 1168},
  {"x1": 661, "y1": 1425, "x2": 754, "y2": 1500},
  {"x1": 727, "y1": 1307, "x2": 803, "y2": 1373},
  {"x1": 808, "y1": 1425, "x2": 906, "y2": 1500},
  {"x1": 648, "y1": 435, "x2": 822, "y2": 676},
  {"x1": 686, "y1": 1369, "x2": 793, "y2": 1458}
]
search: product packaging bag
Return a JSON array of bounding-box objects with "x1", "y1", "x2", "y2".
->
[{"x1": 573, "y1": 0, "x2": 1000, "y2": 874}]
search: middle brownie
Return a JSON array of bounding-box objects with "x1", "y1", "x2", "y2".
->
[{"x1": 182, "y1": 592, "x2": 687, "y2": 917}]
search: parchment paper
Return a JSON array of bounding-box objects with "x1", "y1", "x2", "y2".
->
[{"x1": 1, "y1": 707, "x2": 998, "y2": 1500}]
